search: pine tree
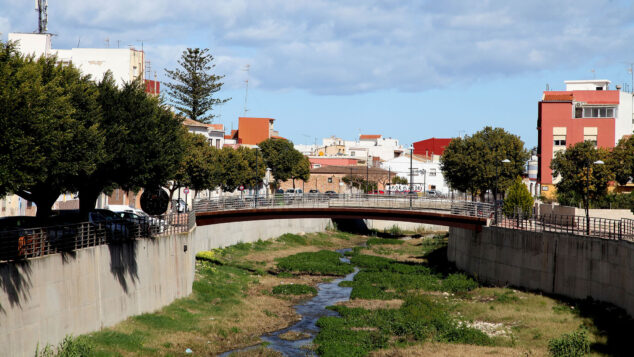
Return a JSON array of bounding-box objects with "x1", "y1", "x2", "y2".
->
[
  {"x1": 503, "y1": 176, "x2": 535, "y2": 218},
  {"x1": 164, "y1": 48, "x2": 230, "y2": 123}
]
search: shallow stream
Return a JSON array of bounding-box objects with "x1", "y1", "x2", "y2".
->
[{"x1": 220, "y1": 248, "x2": 359, "y2": 357}]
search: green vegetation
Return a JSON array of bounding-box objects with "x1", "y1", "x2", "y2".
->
[
  {"x1": 548, "y1": 329, "x2": 590, "y2": 357},
  {"x1": 272, "y1": 284, "x2": 318, "y2": 295},
  {"x1": 259, "y1": 137, "x2": 310, "y2": 188},
  {"x1": 503, "y1": 176, "x2": 535, "y2": 218},
  {"x1": 276, "y1": 250, "x2": 354, "y2": 276},
  {"x1": 35, "y1": 335, "x2": 95, "y2": 357},
  {"x1": 366, "y1": 237, "x2": 404, "y2": 246}
]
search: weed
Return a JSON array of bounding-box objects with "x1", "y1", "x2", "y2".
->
[
  {"x1": 196, "y1": 250, "x2": 222, "y2": 264},
  {"x1": 385, "y1": 225, "x2": 404, "y2": 237},
  {"x1": 325, "y1": 221, "x2": 339, "y2": 232},
  {"x1": 277, "y1": 233, "x2": 308, "y2": 246},
  {"x1": 548, "y1": 329, "x2": 590, "y2": 357},
  {"x1": 230, "y1": 326, "x2": 241, "y2": 334},
  {"x1": 276, "y1": 250, "x2": 353, "y2": 276},
  {"x1": 35, "y1": 335, "x2": 95, "y2": 357},
  {"x1": 441, "y1": 273, "x2": 479, "y2": 294},
  {"x1": 494, "y1": 290, "x2": 519, "y2": 303},
  {"x1": 366, "y1": 238, "x2": 404, "y2": 246},
  {"x1": 272, "y1": 284, "x2": 318, "y2": 295},
  {"x1": 263, "y1": 309, "x2": 278, "y2": 318}
]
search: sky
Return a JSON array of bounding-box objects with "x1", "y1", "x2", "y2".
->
[{"x1": 2, "y1": 0, "x2": 634, "y2": 149}]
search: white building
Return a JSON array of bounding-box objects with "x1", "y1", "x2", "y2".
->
[
  {"x1": 183, "y1": 118, "x2": 225, "y2": 149},
  {"x1": 380, "y1": 154, "x2": 450, "y2": 195},
  {"x1": 319, "y1": 135, "x2": 404, "y2": 163},
  {"x1": 8, "y1": 33, "x2": 145, "y2": 88}
]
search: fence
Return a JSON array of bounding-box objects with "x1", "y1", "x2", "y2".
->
[
  {"x1": 0, "y1": 212, "x2": 192, "y2": 262},
  {"x1": 494, "y1": 210, "x2": 634, "y2": 241}
]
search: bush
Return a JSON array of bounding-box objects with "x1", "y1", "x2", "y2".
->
[
  {"x1": 195, "y1": 250, "x2": 222, "y2": 264},
  {"x1": 272, "y1": 284, "x2": 317, "y2": 295},
  {"x1": 277, "y1": 233, "x2": 308, "y2": 245},
  {"x1": 504, "y1": 176, "x2": 534, "y2": 218},
  {"x1": 548, "y1": 329, "x2": 590, "y2": 357},
  {"x1": 386, "y1": 225, "x2": 403, "y2": 237},
  {"x1": 441, "y1": 273, "x2": 479, "y2": 294},
  {"x1": 35, "y1": 335, "x2": 95, "y2": 357}
]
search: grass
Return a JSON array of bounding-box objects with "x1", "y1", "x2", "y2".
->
[
  {"x1": 366, "y1": 237, "x2": 404, "y2": 246},
  {"x1": 272, "y1": 284, "x2": 318, "y2": 295},
  {"x1": 276, "y1": 250, "x2": 354, "y2": 276}
]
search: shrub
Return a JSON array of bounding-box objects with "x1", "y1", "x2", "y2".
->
[
  {"x1": 272, "y1": 284, "x2": 317, "y2": 295},
  {"x1": 276, "y1": 250, "x2": 354, "y2": 276},
  {"x1": 548, "y1": 329, "x2": 590, "y2": 357},
  {"x1": 504, "y1": 176, "x2": 535, "y2": 218},
  {"x1": 386, "y1": 224, "x2": 403, "y2": 237},
  {"x1": 35, "y1": 335, "x2": 95, "y2": 357},
  {"x1": 277, "y1": 233, "x2": 308, "y2": 245},
  {"x1": 195, "y1": 250, "x2": 221, "y2": 264}
]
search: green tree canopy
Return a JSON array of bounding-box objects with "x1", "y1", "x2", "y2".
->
[
  {"x1": 214, "y1": 147, "x2": 249, "y2": 192},
  {"x1": 0, "y1": 42, "x2": 105, "y2": 218},
  {"x1": 551, "y1": 141, "x2": 613, "y2": 210},
  {"x1": 609, "y1": 136, "x2": 634, "y2": 186},
  {"x1": 164, "y1": 48, "x2": 230, "y2": 123},
  {"x1": 259, "y1": 138, "x2": 308, "y2": 187},
  {"x1": 238, "y1": 146, "x2": 267, "y2": 188},
  {"x1": 440, "y1": 127, "x2": 529, "y2": 200},
  {"x1": 391, "y1": 176, "x2": 408, "y2": 185},
  {"x1": 503, "y1": 176, "x2": 535, "y2": 217},
  {"x1": 170, "y1": 132, "x2": 221, "y2": 197}
]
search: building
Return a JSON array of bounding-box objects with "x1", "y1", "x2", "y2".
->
[
  {"x1": 183, "y1": 118, "x2": 225, "y2": 149},
  {"x1": 278, "y1": 166, "x2": 390, "y2": 194},
  {"x1": 413, "y1": 138, "x2": 452, "y2": 160},
  {"x1": 228, "y1": 117, "x2": 282, "y2": 146},
  {"x1": 381, "y1": 154, "x2": 450, "y2": 195},
  {"x1": 317, "y1": 135, "x2": 404, "y2": 163},
  {"x1": 537, "y1": 79, "x2": 633, "y2": 196},
  {"x1": 308, "y1": 157, "x2": 359, "y2": 169},
  {"x1": 8, "y1": 32, "x2": 157, "y2": 94}
]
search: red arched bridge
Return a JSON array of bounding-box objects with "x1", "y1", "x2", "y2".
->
[{"x1": 193, "y1": 195, "x2": 494, "y2": 231}]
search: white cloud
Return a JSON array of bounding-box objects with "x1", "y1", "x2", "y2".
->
[{"x1": 3, "y1": 0, "x2": 634, "y2": 95}]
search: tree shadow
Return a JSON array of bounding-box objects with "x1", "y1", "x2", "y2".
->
[
  {"x1": 107, "y1": 240, "x2": 139, "y2": 293},
  {"x1": 0, "y1": 260, "x2": 33, "y2": 314}
]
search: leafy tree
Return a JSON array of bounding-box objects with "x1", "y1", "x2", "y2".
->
[
  {"x1": 259, "y1": 138, "x2": 307, "y2": 188},
  {"x1": 0, "y1": 42, "x2": 105, "y2": 218},
  {"x1": 342, "y1": 175, "x2": 377, "y2": 193},
  {"x1": 164, "y1": 48, "x2": 230, "y2": 123},
  {"x1": 441, "y1": 127, "x2": 529, "y2": 201},
  {"x1": 551, "y1": 141, "x2": 613, "y2": 213},
  {"x1": 237, "y1": 146, "x2": 267, "y2": 189},
  {"x1": 503, "y1": 176, "x2": 534, "y2": 217},
  {"x1": 609, "y1": 136, "x2": 634, "y2": 185},
  {"x1": 214, "y1": 147, "x2": 249, "y2": 192},
  {"x1": 167, "y1": 131, "x2": 220, "y2": 200},
  {"x1": 76, "y1": 74, "x2": 186, "y2": 215},
  {"x1": 391, "y1": 176, "x2": 408, "y2": 185}
]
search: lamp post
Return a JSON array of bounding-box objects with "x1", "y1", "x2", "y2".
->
[
  {"x1": 366, "y1": 151, "x2": 370, "y2": 194},
  {"x1": 409, "y1": 146, "x2": 414, "y2": 209},
  {"x1": 494, "y1": 159, "x2": 511, "y2": 223},
  {"x1": 421, "y1": 168, "x2": 427, "y2": 197},
  {"x1": 388, "y1": 167, "x2": 391, "y2": 196},
  {"x1": 585, "y1": 160, "x2": 604, "y2": 235},
  {"x1": 254, "y1": 146, "x2": 259, "y2": 208}
]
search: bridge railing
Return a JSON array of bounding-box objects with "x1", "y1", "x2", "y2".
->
[
  {"x1": 493, "y1": 210, "x2": 634, "y2": 241},
  {"x1": 192, "y1": 194, "x2": 495, "y2": 219},
  {"x1": 0, "y1": 212, "x2": 192, "y2": 263}
]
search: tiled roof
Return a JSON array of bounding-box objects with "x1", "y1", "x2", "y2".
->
[
  {"x1": 360, "y1": 135, "x2": 381, "y2": 140},
  {"x1": 310, "y1": 165, "x2": 388, "y2": 175},
  {"x1": 542, "y1": 93, "x2": 573, "y2": 102},
  {"x1": 182, "y1": 118, "x2": 224, "y2": 131}
]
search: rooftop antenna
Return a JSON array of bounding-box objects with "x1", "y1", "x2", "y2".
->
[
  {"x1": 591, "y1": 69, "x2": 596, "y2": 79},
  {"x1": 35, "y1": 0, "x2": 48, "y2": 33},
  {"x1": 628, "y1": 64, "x2": 633, "y2": 94},
  {"x1": 546, "y1": 83, "x2": 550, "y2": 91},
  {"x1": 105, "y1": 37, "x2": 110, "y2": 48},
  {"x1": 243, "y1": 64, "x2": 250, "y2": 117}
]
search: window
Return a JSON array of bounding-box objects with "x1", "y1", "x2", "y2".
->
[
  {"x1": 328, "y1": 177, "x2": 333, "y2": 183},
  {"x1": 581, "y1": 107, "x2": 615, "y2": 118},
  {"x1": 429, "y1": 169, "x2": 437, "y2": 177},
  {"x1": 575, "y1": 107, "x2": 583, "y2": 118},
  {"x1": 215, "y1": 139, "x2": 220, "y2": 149},
  {"x1": 584, "y1": 135, "x2": 598, "y2": 147},
  {"x1": 553, "y1": 135, "x2": 566, "y2": 146},
  {"x1": 313, "y1": 164, "x2": 321, "y2": 168},
  {"x1": 350, "y1": 151, "x2": 355, "y2": 157}
]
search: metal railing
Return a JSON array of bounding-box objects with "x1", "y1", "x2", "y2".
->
[
  {"x1": 493, "y1": 210, "x2": 634, "y2": 241},
  {"x1": 193, "y1": 194, "x2": 495, "y2": 219},
  {"x1": 0, "y1": 212, "x2": 192, "y2": 263}
]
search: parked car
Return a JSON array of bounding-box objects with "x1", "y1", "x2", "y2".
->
[
  {"x1": 108, "y1": 206, "x2": 165, "y2": 234},
  {"x1": 324, "y1": 191, "x2": 338, "y2": 198},
  {"x1": 52, "y1": 210, "x2": 130, "y2": 242},
  {"x1": 171, "y1": 199, "x2": 186, "y2": 213}
]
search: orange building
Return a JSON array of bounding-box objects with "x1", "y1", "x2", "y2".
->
[{"x1": 230, "y1": 117, "x2": 283, "y2": 145}]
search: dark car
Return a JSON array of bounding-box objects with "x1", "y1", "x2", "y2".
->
[
  {"x1": 52, "y1": 210, "x2": 130, "y2": 242},
  {"x1": 113, "y1": 210, "x2": 151, "y2": 237},
  {"x1": 324, "y1": 190, "x2": 338, "y2": 198}
]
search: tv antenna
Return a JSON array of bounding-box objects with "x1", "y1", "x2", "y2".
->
[
  {"x1": 243, "y1": 64, "x2": 250, "y2": 117},
  {"x1": 35, "y1": 0, "x2": 48, "y2": 33}
]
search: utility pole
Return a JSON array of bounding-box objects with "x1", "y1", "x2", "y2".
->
[
  {"x1": 35, "y1": 0, "x2": 48, "y2": 34},
  {"x1": 409, "y1": 146, "x2": 413, "y2": 209},
  {"x1": 243, "y1": 64, "x2": 250, "y2": 117}
]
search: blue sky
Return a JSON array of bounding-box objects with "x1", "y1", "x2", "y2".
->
[{"x1": 2, "y1": 0, "x2": 634, "y2": 148}]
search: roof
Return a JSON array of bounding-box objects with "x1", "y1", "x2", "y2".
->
[
  {"x1": 270, "y1": 135, "x2": 287, "y2": 140},
  {"x1": 360, "y1": 135, "x2": 381, "y2": 140},
  {"x1": 542, "y1": 90, "x2": 619, "y2": 105},
  {"x1": 310, "y1": 165, "x2": 388, "y2": 175},
  {"x1": 542, "y1": 93, "x2": 573, "y2": 102},
  {"x1": 182, "y1": 118, "x2": 224, "y2": 131}
]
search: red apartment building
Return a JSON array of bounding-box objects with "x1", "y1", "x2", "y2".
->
[
  {"x1": 413, "y1": 138, "x2": 452, "y2": 159},
  {"x1": 229, "y1": 117, "x2": 284, "y2": 145},
  {"x1": 537, "y1": 79, "x2": 632, "y2": 197}
]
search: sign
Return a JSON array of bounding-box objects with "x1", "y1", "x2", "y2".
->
[
  {"x1": 183, "y1": 187, "x2": 190, "y2": 194},
  {"x1": 238, "y1": 185, "x2": 245, "y2": 191}
]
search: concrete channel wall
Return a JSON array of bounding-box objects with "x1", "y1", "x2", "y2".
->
[
  {"x1": 448, "y1": 226, "x2": 634, "y2": 317},
  {"x1": 0, "y1": 218, "x2": 332, "y2": 356}
]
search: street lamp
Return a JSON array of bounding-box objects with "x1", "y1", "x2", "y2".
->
[
  {"x1": 585, "y1": 160, "x2": 604, "y2": 235},
  {"x1": 409, "y1": 146, "x2": 414, "y2": 209},
  {"x1": 254, "y1": 145, "x2": 260, "y2": 208}
]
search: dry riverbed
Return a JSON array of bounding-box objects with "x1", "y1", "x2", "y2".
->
[{"x1": 72, "y1": 230, "x2": 632, "y2": 357}]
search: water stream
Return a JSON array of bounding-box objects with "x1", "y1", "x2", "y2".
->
[{"x1": 220, "y1": 248, "x2": 359, "y2": 357}]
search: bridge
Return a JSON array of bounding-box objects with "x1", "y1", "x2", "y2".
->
[{"x1": 193, "y1": 195, "x2": 494, "y2": 231}]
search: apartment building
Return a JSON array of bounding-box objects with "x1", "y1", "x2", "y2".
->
[{"x1": 537, "y1": 79, "x2": 633, "y2": 196}]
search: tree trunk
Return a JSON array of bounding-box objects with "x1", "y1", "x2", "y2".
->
[
  {"x1": 79, "y1": 186, "x2": 102, "y2": 217},
  {"x1": 18, "y1": 187, "x2": 60, "y2": 220}
]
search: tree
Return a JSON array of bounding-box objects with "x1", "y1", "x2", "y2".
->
[
  {"x1": 214, "y1": 147, "x2": 250, "y2": 192},
  {"x1": 609, "y1": 136, "x2": 634, "y2": 186},
  {"x1": 391, "y1": 176, "x2": 408, "y2": 185},
  {"x1": 551, "y1": 141, "x2": 613, "y2": 212},
  {"x1": 167, "y1": 132, "x2": 220, "y2": 200},
  {"x1": 503, "y1": 176, "x2": 535, "y2": 218},
  {"x1": 440, "y1": 127, "x2": 529, "y2": 201},
  {"x1": 259, "y1": 138, "x2": 307, "y2": 188},
  {"x1": 164, "y1": 48, "x2": 230, "y2": 123},
  {"x1": 0, "y1": 42, "x2": 105, "y2": 218},
  {"x1": 237, "y1": 146, "x2": 267, "y2": 189},
  {"x1": 76, "y1": 74, "x2": 186, "y2": 216}
]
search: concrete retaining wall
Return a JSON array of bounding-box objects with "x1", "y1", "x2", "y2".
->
[
  {"x1": 364, "y1": 219, "x2": 448, "y2": 233},
  {"x1": 448, "y1": 226, "x2": 634, "y2": 317}
]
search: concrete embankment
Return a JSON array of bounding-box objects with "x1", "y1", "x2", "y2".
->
[
  {"x1": 448, "y1": 226, "x2": 634, "y2": 317},
  {"x1": 0, "y1": 218, "x2": 331, "y2": 357}
]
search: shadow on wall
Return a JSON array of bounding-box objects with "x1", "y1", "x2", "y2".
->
[
  {"x1": 332, "y1": 219, "x2": 370, "y2": 235},
  {"x1": 107, "y1": 241, "x2": 139, "y2": 293},
  {"x1": 0, "y1": 260, "x2": 33, "y2": 314}
]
